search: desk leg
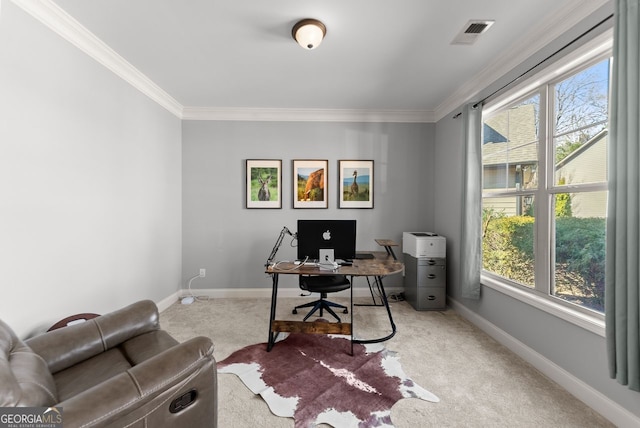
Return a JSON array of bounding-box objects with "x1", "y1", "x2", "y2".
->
[
  {"x1": 378, "y1": 275, "x2": 397, "y2": 338},
  {"x1": 350, "y1": 275, "x2": 354, "y2": 356},
  {"x1": 354, "y1": 276, "x2": 384, "y2": 307},
  {"x1": 381, "y1": 244, "x2": 398, "y2": 260},
  {"x1": 352, "y1": 275, "x2": 397, "y2": 345},
  {"x1": 388, "y1": 247, "x2": 397, "y2": 260},
  {"x1": 267, "y1": 273, "x2": 279, "y2": 351}
]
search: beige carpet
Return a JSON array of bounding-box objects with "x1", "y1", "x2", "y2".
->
[{"x1": 160, "y1": 296, "x2": 613, "y2": 427}]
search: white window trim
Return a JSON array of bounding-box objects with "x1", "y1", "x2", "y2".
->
[
  {"x1": 480, "y1": 29, "x2": 611, "y2": 338},
  {"x1": 483, "y1": 29, "x2": 613, "y2": 116},
  {"x1": 481, "y1": 273, "x2": 605, "y2": 337}
]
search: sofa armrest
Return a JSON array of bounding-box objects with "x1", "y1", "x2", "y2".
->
[
  {"x1": 26, "y1": 300, "x2": 160, "y2": 373},
  {"x1": 57, "y1": 336, "x2": 216, "y2": 428}
]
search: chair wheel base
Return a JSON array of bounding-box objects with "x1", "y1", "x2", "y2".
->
[
  {"x1": 343, "y1": 309, "x2": 348, "y2": 314},
  {"x1": 292, "y1": 309, "x2": 298, "y2": 314}
]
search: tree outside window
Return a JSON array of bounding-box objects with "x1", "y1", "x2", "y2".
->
[{"x1": 481, "y1": 56, "x2": 610, "y2": 313}]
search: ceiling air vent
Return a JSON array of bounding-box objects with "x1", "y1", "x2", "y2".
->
[{"x1": 451, "y1": 19, "x2": 495, "y2": 45}]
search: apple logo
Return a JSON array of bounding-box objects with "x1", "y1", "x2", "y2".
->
[{"x1": 322, "y1": 229, "x2": 331, "y2": 240}]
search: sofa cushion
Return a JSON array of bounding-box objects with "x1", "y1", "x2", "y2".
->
[
  {"x1": 0, "y1": 319, "x2": 57, "y2": 407},
  {"x1": 54, "y1": 330, "x2": 178, "y2": 401},
  {"x1": 26, "y1": 300, "x2": 161, "y2": 374},
  {"x1": 54, "y1": 347, "x2": 132, "y2": 402},
  {"x1": 120, "y1": 330, "x2": 179, "y2": 365}
]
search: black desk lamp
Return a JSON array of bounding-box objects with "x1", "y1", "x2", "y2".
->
[{"x1": 265, "y1": 226, "x2": 296, "y2": 267}]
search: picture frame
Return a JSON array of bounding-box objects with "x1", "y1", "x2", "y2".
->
[
  {"x1": 246, "y1": 159, "x2": 282, "y2": 209},
  {"x1": 293, "y1": 159, "x2": 328, "y2": 209},
  {"x1": 338, "y1": 160, "x2": 374, "y2": 209}
]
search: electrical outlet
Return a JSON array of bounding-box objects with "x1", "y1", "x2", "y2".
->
[{"x1": 199, "y1": 268, "x2": 206, "y2": 277}]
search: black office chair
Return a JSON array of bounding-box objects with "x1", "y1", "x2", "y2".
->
[{"x1": 292, "y1": 275, "x2": 351, "y2": 322}]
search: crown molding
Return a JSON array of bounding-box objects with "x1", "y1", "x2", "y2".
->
[
  {"x1": 11, "y1": 0, "x2": 183, "y2": 118},
  {"x1": 12, "y1": 0, "x2": 608, "y2": 124},
  {"x1": 11, "y1": 0, "x2": 433, "y2": 123},
  {"x1": 182, "y1": 107, "x2": 435, "y2": 123},
  {"x1": 434, "y1": 0, "x2": 610, "y2": 122}
]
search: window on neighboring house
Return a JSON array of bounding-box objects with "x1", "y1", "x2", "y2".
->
[{"x1": 481, "y1": 46, "x2": 611, "y2": 315}]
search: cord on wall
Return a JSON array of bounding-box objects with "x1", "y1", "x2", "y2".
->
[{"x1": 181, "y1": 271, "x2": 209, "y2": 304}]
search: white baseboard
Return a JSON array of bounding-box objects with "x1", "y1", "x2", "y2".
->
[
  {"x1": 449, "y1": 297, "x2": 639, "y2": 428},
  {"x1": 156, "y1": 291, "x2": 180, "y2": 312},
  {"x1": 175, "y1": 286, "x2": 404, "y2": 300}
]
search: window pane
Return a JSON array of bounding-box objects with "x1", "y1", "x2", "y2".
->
[
  {"x1": 483, "y1": 95, "x2": 539, "y2": 190},
  {"x1": 482, "y1": 196, "x2": 535, "y2": 287},
  {"x1": 554, "y1": 125, "x2": 608, "y2": 186},
  {"x1": 552, "y1": 191, "x2": 607, "y2": 312},
  {"x1": 553, "y1": 59, "x2": 610, "y2": 186}
]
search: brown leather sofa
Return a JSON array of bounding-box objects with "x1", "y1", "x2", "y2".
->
[{"x1": 0, "y1": 300, "x2": 217, "y2": 427}]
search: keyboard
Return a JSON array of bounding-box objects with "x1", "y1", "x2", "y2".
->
[{"x1": 353, "y1": 253, "x2": 374, "y2": 260}]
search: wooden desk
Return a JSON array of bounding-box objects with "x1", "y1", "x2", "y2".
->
[
  {"x1": 265, "y1": 251, "x2": 403, "y2": 353},
  {"x1": 375, "y1": 238, "x2": 399, "y2": 260},
  {"x1": 356, "y1": 239, "x2": 401, "y2": 307}
]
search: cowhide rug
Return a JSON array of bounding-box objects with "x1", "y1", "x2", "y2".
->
[{"x1": 217, "y1": 332, "x2": 439, "y2": 428}]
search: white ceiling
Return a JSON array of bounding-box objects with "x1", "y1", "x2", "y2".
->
[{"x1": 32, "y1": 0, "x2": 608, "y2": 120}]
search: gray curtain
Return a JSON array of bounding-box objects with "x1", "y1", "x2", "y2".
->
[
  {"x1": 605, "y1": 0, "x2": 640, "y2": 391},
  {"x1": 460, "y1": 103, "x2": 483, "y2": 299}
]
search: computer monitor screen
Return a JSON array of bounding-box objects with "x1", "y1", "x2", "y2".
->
[{"x1": 297, "y1": 219, "x2": 356, "y2": 261}]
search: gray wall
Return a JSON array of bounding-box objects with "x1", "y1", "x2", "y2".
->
[
  {"x1": 182, "y1": 120, "x2": 434, "y2": 290},
  {"x1": 4, "y1": 0, "x2": 634, "y2": 420},
  {"x1": 0, "y1": 2, "x2": 183, "y2": 337},
  {"x1": 432, "y1": 2, "x2": 639, "y2": 421}
]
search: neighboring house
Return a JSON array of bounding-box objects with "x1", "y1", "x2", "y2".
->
[
  {"x1": 555, "y1": 129, "x2": 608, "y2": 218},
  {"x1": 482, "y1": 103, "x2": 607, "y2": 218},
  {"x1": 482, "y1": 104, "x2": 538, "y2": 216}
]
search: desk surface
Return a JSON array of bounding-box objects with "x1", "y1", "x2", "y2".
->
[
  {"x1": 266, "y1": 251, "x2": 402, "y2": 352},
  {"x1": 266, "y1": 251, "x2": 403, "y2": 277}
]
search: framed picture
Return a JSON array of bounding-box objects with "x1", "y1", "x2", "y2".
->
[
  {"x1": 293, "y1": 159, "x2": 328, "y2": 208},
  {"x1": 246, "y1": 159, "x2": 282, "y2": 209},
  {"x1": 339, "y1": 160, "x2": 374, "y2": 208}
]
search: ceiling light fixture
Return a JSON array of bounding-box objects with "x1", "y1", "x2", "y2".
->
[{"x1": 292, "y1": 19, "x2": 326, "y2": 50}]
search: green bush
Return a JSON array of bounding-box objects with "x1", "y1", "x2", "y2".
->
[
  {"x1": 483, "y1": 215, "x2": 535, "y2": 287},
  {"x1": 555, "y1": 217, "x2": 605, "y2": 310},
  {"x1": 555, "y1": 192, "x2": 572, "y2": 217},
  {"x1": 482, "y1": 211, "x2": 605, "y2": 311}
]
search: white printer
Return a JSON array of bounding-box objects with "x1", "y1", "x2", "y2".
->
[{"x1": 402, "y1": 232, "x2": 446, "y2": 258}]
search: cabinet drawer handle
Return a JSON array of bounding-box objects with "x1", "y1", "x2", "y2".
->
[
  {"x1": 427, "y1": 295, "x2": 436, "y2": 300},
  {"x1": 427, "y1": 274, "x2": 437, "y2": 279},
  {"x1": 427, "y1": 260, "x2": 436, "y2": 265}
]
